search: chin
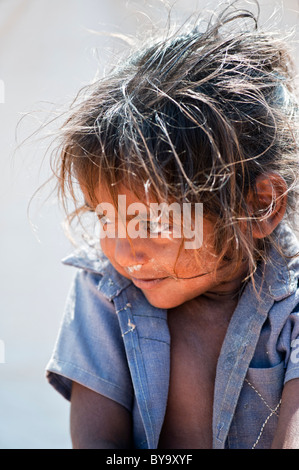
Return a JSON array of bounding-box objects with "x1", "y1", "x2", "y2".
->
[{"x1": 143, "y1": 292, "x2": 182, "y2": 310}]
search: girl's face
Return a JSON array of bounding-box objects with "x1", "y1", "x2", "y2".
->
[{"x1": 84, "y1": 184, "x2": 248, "y2": 309}]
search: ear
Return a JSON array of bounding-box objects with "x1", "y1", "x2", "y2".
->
[{"x1": 246, "y1": 173, "x2": 288, "y2": 239}]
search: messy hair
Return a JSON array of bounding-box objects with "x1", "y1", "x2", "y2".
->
[{"x1": 53, "y1": 1, "x2": 299, "y2": 282}]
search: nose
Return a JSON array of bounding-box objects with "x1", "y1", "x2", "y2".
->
[{"x1": 114, "y1": 236, "x2": 146, "y2": 269}]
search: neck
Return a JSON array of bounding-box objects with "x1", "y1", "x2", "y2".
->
[{"x1": 204, "y1": 264, "x2": 250, "y2": 303}]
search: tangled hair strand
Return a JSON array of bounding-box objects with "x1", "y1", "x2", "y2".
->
[{"x1": 52, "y1": 1, "x2": 299, "y2": 284}]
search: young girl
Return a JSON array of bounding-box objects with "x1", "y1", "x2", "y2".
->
[{"x1": 46, "y1": 3, "x2": 299, "y2": 449}]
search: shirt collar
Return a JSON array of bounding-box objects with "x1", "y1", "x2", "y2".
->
[{"x1": 61, "y1": 246, "x2": 132, "y2": 301}]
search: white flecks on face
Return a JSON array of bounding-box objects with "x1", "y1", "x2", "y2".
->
[{"x1": 126, "y1": 264, "x2": 143, "y2": 273}]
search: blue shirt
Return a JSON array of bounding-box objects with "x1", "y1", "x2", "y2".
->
[{"x1": 46, "y1": 223, "x2": 299, "y2": 449}]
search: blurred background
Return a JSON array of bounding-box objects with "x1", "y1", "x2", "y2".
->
[{"x1": 0, "y1": 0, "x2": 298, "y2": 449}]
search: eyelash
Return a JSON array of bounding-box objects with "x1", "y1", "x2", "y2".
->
[
  {"x1": 146, "y1": 220, "x2": 172, "y2": 234},
  {"x1": 97, "y1": 216, "x2": 172, "y2": 234}
]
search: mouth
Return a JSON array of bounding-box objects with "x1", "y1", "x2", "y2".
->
[{"x1": 130, "y1": 276, "x2": 168, "y2": 290}]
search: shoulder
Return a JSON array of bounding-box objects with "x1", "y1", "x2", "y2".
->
[
  {"x1": 262, "y1": 223, "x2": 299, "y2": 304},
  {"x1": 46, "y1": 245, "x2": 135, "y2": 407},
  {"x1": 248, "y1": 224, "x2": 299, "y2": 364},
  {"x1": 263, "y1": 223, "x2": 299, "y2": 336}
]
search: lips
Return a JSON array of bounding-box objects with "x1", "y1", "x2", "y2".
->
[{"x1": 130, "y1": 276, "x2": 167, "y2": 290}]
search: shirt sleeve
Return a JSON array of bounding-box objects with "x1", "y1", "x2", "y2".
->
[{"x1": 46, "y1": 269, "x2": 133, "y2": 411}]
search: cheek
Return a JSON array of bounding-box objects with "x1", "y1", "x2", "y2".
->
[
  {"x1": 100, "y1": 238, "x2": 115, "y2": 259},
  {"x1": 172, "y1": 243, "x2": 218, "y2": 278}
]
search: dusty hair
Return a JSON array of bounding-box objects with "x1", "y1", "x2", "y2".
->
[{"x1": 52, "y1": 1, "x2": 299, "y2": 282}]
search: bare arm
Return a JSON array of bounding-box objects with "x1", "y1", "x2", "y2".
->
[
  {"x1": 70, "y1": 381, "x2": 133, "y2": 449},
  {"x1": 271, "y1": 378, "x2": 299, "y2": 449}
]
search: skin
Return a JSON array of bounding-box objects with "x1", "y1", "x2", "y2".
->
[
  {"x1": 70, "y1": 173, "x2": 299, "y2": 449},
  {"x1": 92, "y1": 184, "x2": 250, "y2": 310}
]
